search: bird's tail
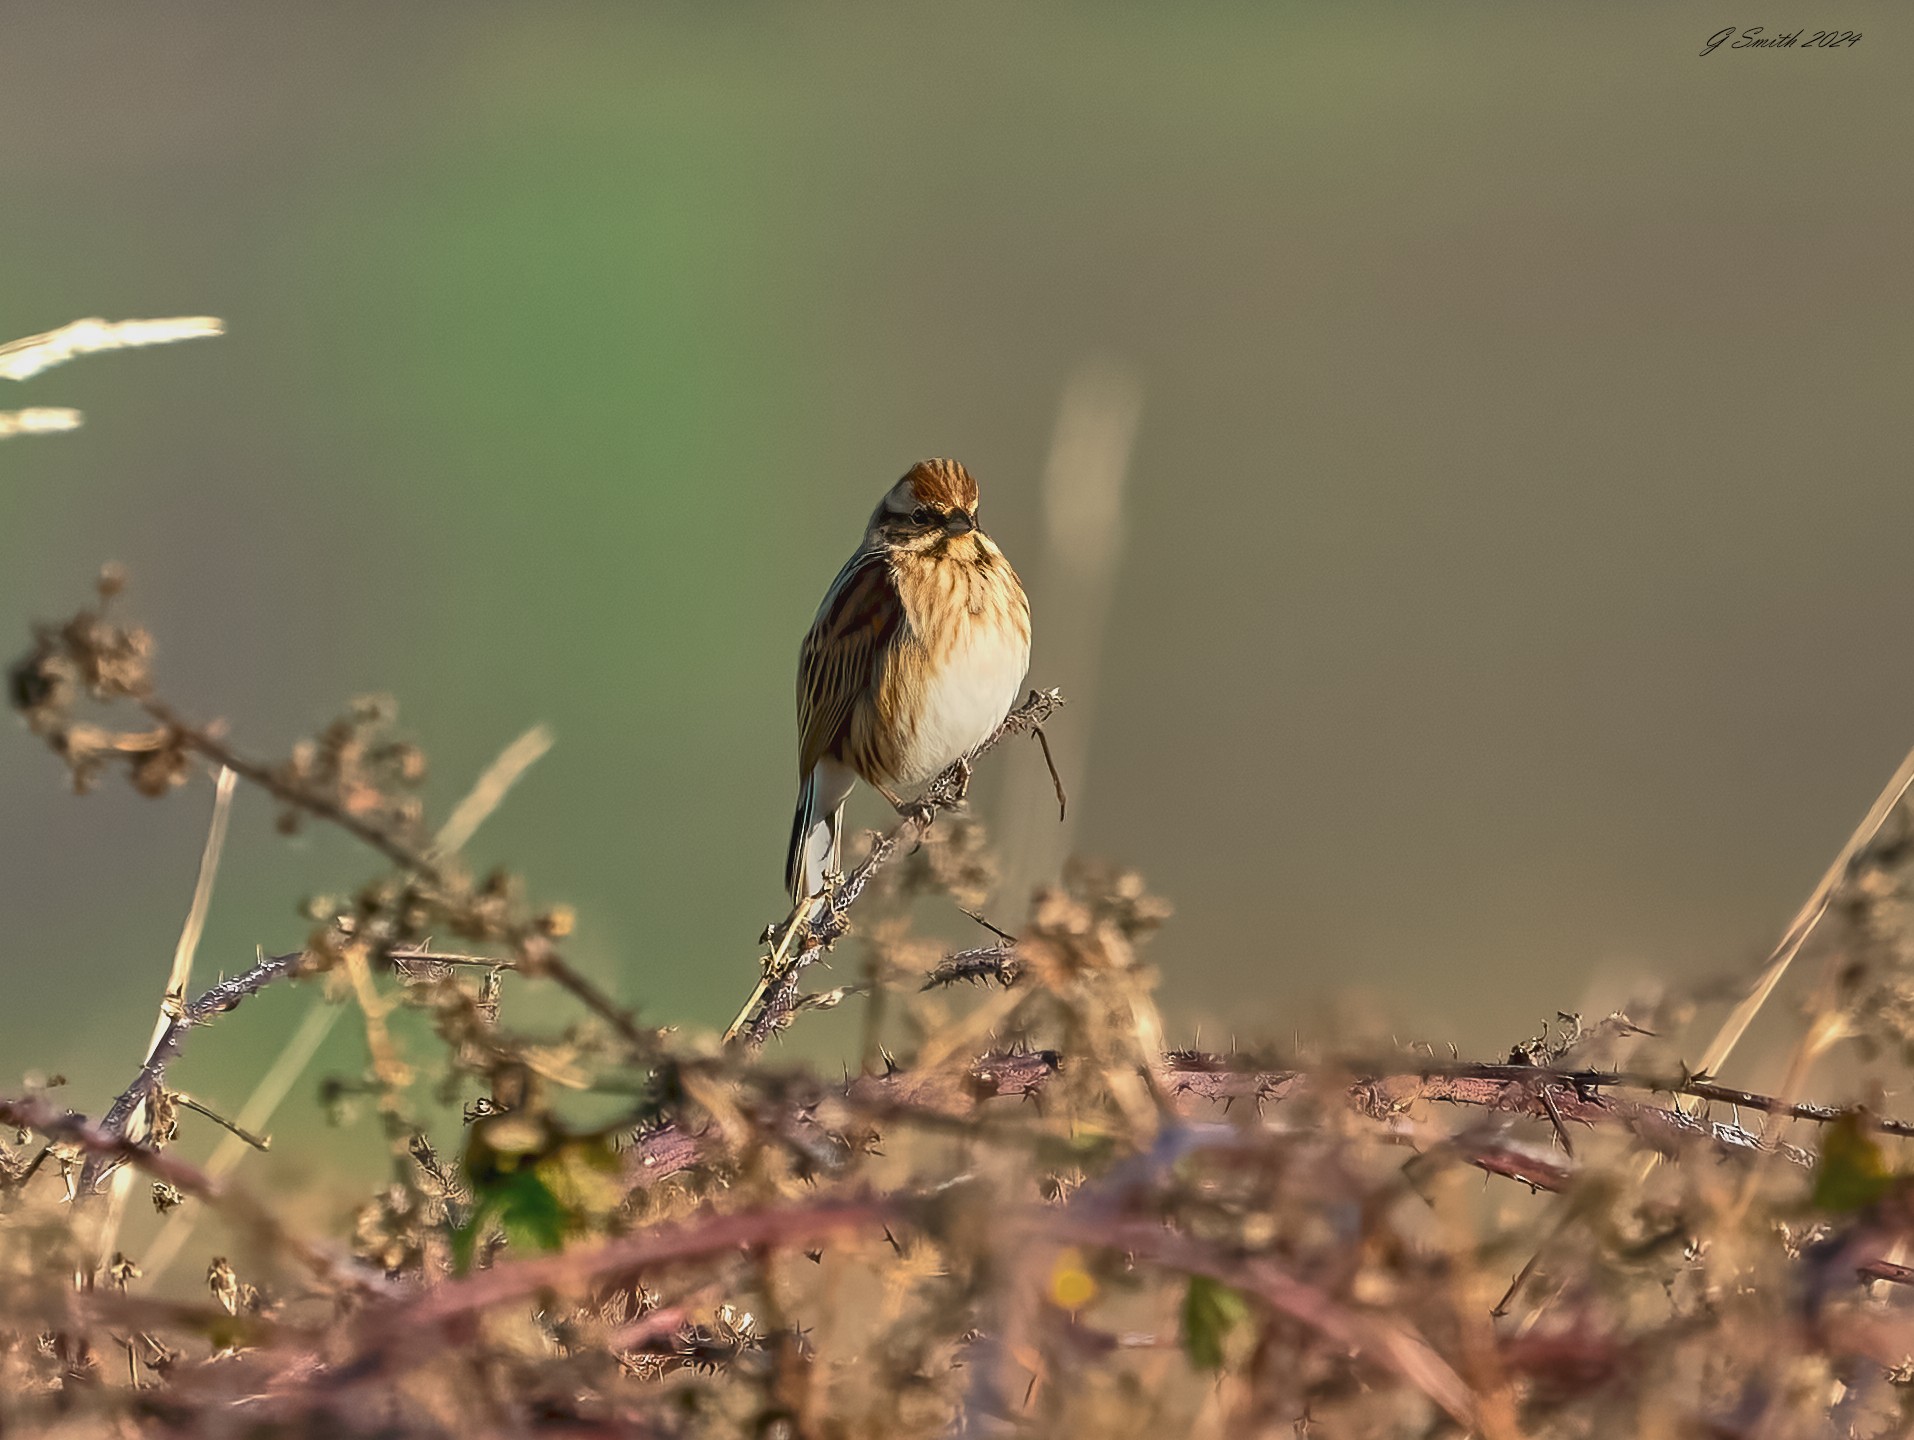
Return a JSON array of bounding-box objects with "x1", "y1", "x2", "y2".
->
[{"x1": 785, "y1": 762, "x2": 855, "y2": 904}]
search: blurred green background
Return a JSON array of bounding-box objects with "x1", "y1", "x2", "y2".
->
[{"x1": 1, "y1": 2, "x2": 1910, "y2": 1179}]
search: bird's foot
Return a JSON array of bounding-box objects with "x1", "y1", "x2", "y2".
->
[
  {"x1": 873, "y1": 781, "x2": 931, "y2": 824},
  {"x1": 765, "y1": 880, "x2": 837, "y2": 954}
]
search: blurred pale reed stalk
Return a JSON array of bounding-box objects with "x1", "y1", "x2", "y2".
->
[
  {"x1": 0, "y1": 316, "x2": 223, "y2": 439},
  {"x1": 992, "y1": 361, "x2": 1142, "y2": 902}
]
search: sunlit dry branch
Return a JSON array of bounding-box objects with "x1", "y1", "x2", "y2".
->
[
  {"x1": 78, "y1": 947, "x2": 314, "y2": 1195},
  {"x1": 10, "y1": 582, "x2": 653, "y2": 1063}
]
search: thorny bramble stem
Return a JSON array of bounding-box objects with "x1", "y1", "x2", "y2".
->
[{"x1": 728, "y1": 688, "x2": 1064, "y2": 1046}]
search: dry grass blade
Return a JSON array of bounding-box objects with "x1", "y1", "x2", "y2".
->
[
  {"x1": 1693, "y1": 738, "x2": 1914, "y2": 1082},
  {"x1": 156, "y1": 767, "x2": 237, "y2": 1034},
  {"x1": 0, "y1": 316, "x2": 224, "y2": 382},
  {"x1": 0, "y1": 407, "x2": 82, "y2": 438},
  {"x1": 91, "y1": 767, "x2": 237, "y2": 1262}
]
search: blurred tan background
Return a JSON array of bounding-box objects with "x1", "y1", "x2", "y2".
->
[{"x1": 1, "y1": 4, "x2": 1910, "y2": 1135}]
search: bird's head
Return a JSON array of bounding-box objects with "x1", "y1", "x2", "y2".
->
[{"x1": 869, "y1": 458, "x2": 986, "y2": 554}]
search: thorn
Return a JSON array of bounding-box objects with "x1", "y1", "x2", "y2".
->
[
  {"x1": 958, "y1": 906, "x2": 1018, "y2": 943},
  {"x1": 1032, "y1": 723, "x2": 1066, "y2": 821},
  {"x1": 1539, "y1": 1085, "x2": 1575, "y2": 1159}
]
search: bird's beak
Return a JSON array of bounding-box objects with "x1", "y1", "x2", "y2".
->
[{"x1": 944, "y1": 512, "x2": 976, "y2": 535}]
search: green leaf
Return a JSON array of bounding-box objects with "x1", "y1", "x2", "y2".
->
[
  {"x1": 1812, "y1": 1111, "x2": 1896, "y2": 1212},
  {"x1": 451, "y1": 1167, "x2": 573, "y2": 1272},
  {"x1": 493, "y1": 1168, "x2": 569, "y2": 1253},
  {"x1": 449, "y1": 1213, "x2": 483, "y2": 1274},
  {"x1": 1181, "y1": 1274, "x2": 1249, "y2": 1372}
]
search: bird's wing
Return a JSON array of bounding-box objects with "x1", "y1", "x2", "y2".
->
[{"x1": 798, "y1": 547, "x2": 904, "y2": 778}]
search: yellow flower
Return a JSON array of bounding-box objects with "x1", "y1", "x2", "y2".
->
[{"x1": 1048, "y1": 1248, "x2": 1097, "y2": 1311}]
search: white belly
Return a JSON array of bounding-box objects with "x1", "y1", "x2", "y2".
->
[{"x1": 891, "y1": 619, "x2": 1029, "y2": 787}]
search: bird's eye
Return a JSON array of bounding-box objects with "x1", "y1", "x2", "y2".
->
[{"x1": 910, "y1": 506, "x2": 937, "y2": 526}]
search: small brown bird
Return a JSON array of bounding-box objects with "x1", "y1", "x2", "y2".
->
[{"x1": 787, "y1": 458, "x2": 1031, "y2": 902}]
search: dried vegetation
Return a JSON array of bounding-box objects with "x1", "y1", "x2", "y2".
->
[{"x1": 7, "y1": 326, "x2": 1914, "y2": 1438}]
